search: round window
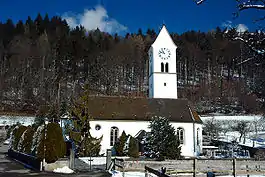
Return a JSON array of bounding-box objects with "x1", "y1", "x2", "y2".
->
[{"x1": 95, "y1": 124, "x2": 101, "y2": 131}]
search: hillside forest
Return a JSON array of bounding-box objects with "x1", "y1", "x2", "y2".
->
[{"x1": 0, "y1": 13, "x2": 265, "y2": 115}]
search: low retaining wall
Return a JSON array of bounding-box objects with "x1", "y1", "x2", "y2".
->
[
  {"x1": 79, "y1": 157, "x2": 106, "y2": 165},
  {"x1": 122, "y1": 159, "x2": 265, "y2": 175},
  {"x1": 8, "y1": 149, "x2": 70, "y2": 172},
  {"x1": 8, "y1": 149, "x2": 41, "y2": 170}
]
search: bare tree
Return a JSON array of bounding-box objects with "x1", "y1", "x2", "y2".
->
[
  {"x1": 231, "y1": 120, "x2": 250, "y2": 144},
  {"x1": 194, "y1": 0, "x2": 265, "y2": 56},
  {"x1": 203, "y1": 118, "x2": 222, "y2": 140}
]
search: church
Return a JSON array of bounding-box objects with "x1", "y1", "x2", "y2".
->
[{"x1": 86, "y1": 25, "x2": 203, "y2": 157}]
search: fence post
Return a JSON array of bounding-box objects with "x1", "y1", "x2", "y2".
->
[
  {"x1": 69, "y1": 148, "x2": 74, "y2": 169},
  {"x1": 106, "y1": 149, "x2": 112, "y2": 170},
  {"x1": 113, "y1": 158, "x2": 116, "y2": 171},
  {"x1": 122, "y1": 167, "x2": 125, "y2": 177},
  {"x1": 246, "y1": 165, "x2": 249, "y2": 177},
  {"x1": 145, "y1": 169, "x2": 149, "y2": 177},
  {"x1": 233, "y1": 158, "x2": 236, "y2": 177},
  {"x1": 193, "y1": 158, "x2": 197, "y2": 177}
]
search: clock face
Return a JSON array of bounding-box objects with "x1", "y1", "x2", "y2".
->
[{"x1": 158, "y1": 48, "x2": 171, "y2": 60}]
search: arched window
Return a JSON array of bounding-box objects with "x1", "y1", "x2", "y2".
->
[
  {"x1": 161, "y1": 62, "x2": 164, "y2": 72},
  {"x1": 197, "y1": 128, "x2": 200, "y2": 146},
  {"x1": 176, "y1": 127, "x2": 184, "y2": 144},
  {"x1": 110, "y1": 126, "x2": 119, "y2": 146},
  {"x1": 165, "y1": 62, "x2": 169, "y2": 73}
]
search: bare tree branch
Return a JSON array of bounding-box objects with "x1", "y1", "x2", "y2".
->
[
  {"x1": 234, "y1": 36, "x2": 265, "y2": 55},
  {"x1": 239, "y1": 4, "x2": 265, "y2": 11},
  {"x1": 194, "y1": 0, "x2": 265, "y2": 11},
  {"x1": 194, "y1": 0, "x2": 205, "y2": 5}
]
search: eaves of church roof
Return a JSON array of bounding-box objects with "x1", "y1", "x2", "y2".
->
[{"x1": 84, "y1": 96, "x2": 202, "y2": 124}]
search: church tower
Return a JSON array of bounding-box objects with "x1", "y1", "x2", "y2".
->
[{"x1": 148, "y1": 25, "x2": 178, "y2": 99}]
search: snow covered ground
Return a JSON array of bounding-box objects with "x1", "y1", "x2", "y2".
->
[
  {"x1": 0, "y1": 115, "x2": 35, "y2": 126},
  {"x1": 110, "y1": 171, "x2": 265, "y2": 177},
  {"x1": 217, "y1": 131, "x2": 265, "y2": 149},
  {"x1": 200, "y1": 115, "x2": 263, "y2": 121},
  {"x1": 219, "y1": 176, "x2": 265, "y2": 177},
  {"x1": 53, "y1": 166, "x2": 74, "y2": 174},
  {"x1": 110, "y1": 171, "x2": 157, "y2": 177}
]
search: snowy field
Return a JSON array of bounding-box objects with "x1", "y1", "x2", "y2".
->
[
  {"x1": 0, "y1": 115, "x2": 35, "y2": 126},
  {"x1": 219, "y1": 176, "x2": 265, "y2": 177},
  {"x1": 200, "y1": 115, "x2": 263, "y2": 121},
  {"x1": 110, "y1": 171, "x2": 265, "y2": 177},
  {"x1": 111, "y1": 171, "x2": 157, "y2": 177}
]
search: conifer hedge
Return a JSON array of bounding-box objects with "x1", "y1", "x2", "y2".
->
[
  {"x1": 18, "y1": 126, "x2": 35, "y2": 154},
  {"x1": 36, "y1": 122, "x2": 66, "y2": 163},
  {"x1": 12, "y1": 125, "x2": 27, "y2": 150},
  {"x1": 128, "y1": 136, "x2": 139, "y2": 158}
]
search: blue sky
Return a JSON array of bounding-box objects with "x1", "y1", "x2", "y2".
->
[{"x1": 0, "y1": 0, "x2": 264, "y2": 35}]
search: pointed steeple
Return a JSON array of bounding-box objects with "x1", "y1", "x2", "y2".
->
[{"x1": 152, "y1": 25, "x2": 177, "y2": 49}]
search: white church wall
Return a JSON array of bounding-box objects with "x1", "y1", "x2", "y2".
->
[
  {"x1": 90, "y1": 120, "x2": 200, "y2": 157},
  {"x1": 152, "y1": 74, "x2": 178, "y2": 99},
  {"x1": 90, "y1": 120, "x2": 151, "y2": 155},
  {"x1": 194, "y1": 123, "x2": 203, "y2": 155}
]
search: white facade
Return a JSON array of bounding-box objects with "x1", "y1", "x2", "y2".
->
[
  {"x1": 89, "y1": 120, "x2": 203, "y2": 157},
  {"x1": 149, "y1": 25, "x2": 178, "y2": 99}
]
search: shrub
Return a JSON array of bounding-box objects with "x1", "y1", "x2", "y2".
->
[
  {"x1": 114, "y1": 131, "x2": 127, "y2": 156},
  {"x1": 17, "y1": 126, "x2": 35, "y2": 154},
  {"x1": 31, "y1": 125, "x2": 44, "y2": 156},
  {"x1": 79, "y1": 135, "x2": 102, "y2": 157},
  {"x1": 36, "y1": 122, "x2": 66, "y2": 163},
  {"x1": 146, "y1": 116, "x2": 181, "y2": 160},
  {"x1": 127, "y1": 136, "x2": 139, "y2": 158},
  {"x1": 11, "y1": 125, "x2": 27, "y2": 150},
  {"x1": 6, "y1": 123, "x2": 20, "y2": 140}
]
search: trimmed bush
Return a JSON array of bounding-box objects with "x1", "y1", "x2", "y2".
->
[
  {"x1": 18, "y1": 126, "x2": 35, "y2": 154},
  {"x1": 36, "y1": 122, "x2": 66, "y2": 163},
  {"x1": 12, "y1": 125, "x2": 27, "y2": 150},
  {"x1": 114, "y1": 131, "x2": 127, "y2": 156},
  {"x1": 128, "y1": 136, "x2": 139, "y2": 158}
]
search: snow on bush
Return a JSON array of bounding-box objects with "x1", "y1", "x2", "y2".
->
[
  {"x1": 31, "y1": 125, "x2": 44, "y2": 155},
  {"x1": 17, "y1": 129, "x2": 26, "y2": 152}
]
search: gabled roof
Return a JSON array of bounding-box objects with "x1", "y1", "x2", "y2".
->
[
  {"x1": 85, "y1": 96, "x2": 202, "y2": 124},
  {"x1": 151, "y1": 25, "x2": 177, "y2": 48}
]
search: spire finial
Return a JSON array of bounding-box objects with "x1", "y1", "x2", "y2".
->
[{"x1": 162, "y1": 20, "x2": 165, "y2": 26}]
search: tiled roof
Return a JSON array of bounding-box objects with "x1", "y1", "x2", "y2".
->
[{"x1": 85, "y1": 96, "x2": 202, "y2": 123}]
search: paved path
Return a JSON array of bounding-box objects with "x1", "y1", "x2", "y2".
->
[{"x1": 0, "y1": 144, "x2": 110, "y2": 177}]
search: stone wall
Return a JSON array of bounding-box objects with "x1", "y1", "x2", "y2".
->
[{"x1": 123, "y1": 159, "x2": 265, "y2": 174}]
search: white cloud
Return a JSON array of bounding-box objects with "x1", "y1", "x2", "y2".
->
[
  {"x1": 236, "y1": 24, "x2": 248, "y2": 33},
  {"x1": 62, "y1": 5, "x2": 128, "y2": 34},
  {"x1": 222, "y1": 20, "x2": 248, "y2": 33}
]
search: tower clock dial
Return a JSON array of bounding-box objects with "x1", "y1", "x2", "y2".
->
[{"x1": 158, "y1": 48, "x2": 171, "y2": 60}]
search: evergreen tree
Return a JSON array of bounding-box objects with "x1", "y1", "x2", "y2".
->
[
  {"x1": 69, "y1": 85, "x2": 102, "y2": 157},
  {"x1": 114, "y1": 131, "x2": 127, "y2": 156},
  {"x1": 36, "y1": 122, "x2": 66, "y2": 163},
  {"x1": 127, "y1": 136, "x2": 139, "y2": 158},
  {"x1": 147, "y1": 116, "x2": 181, "y2": 160}
]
